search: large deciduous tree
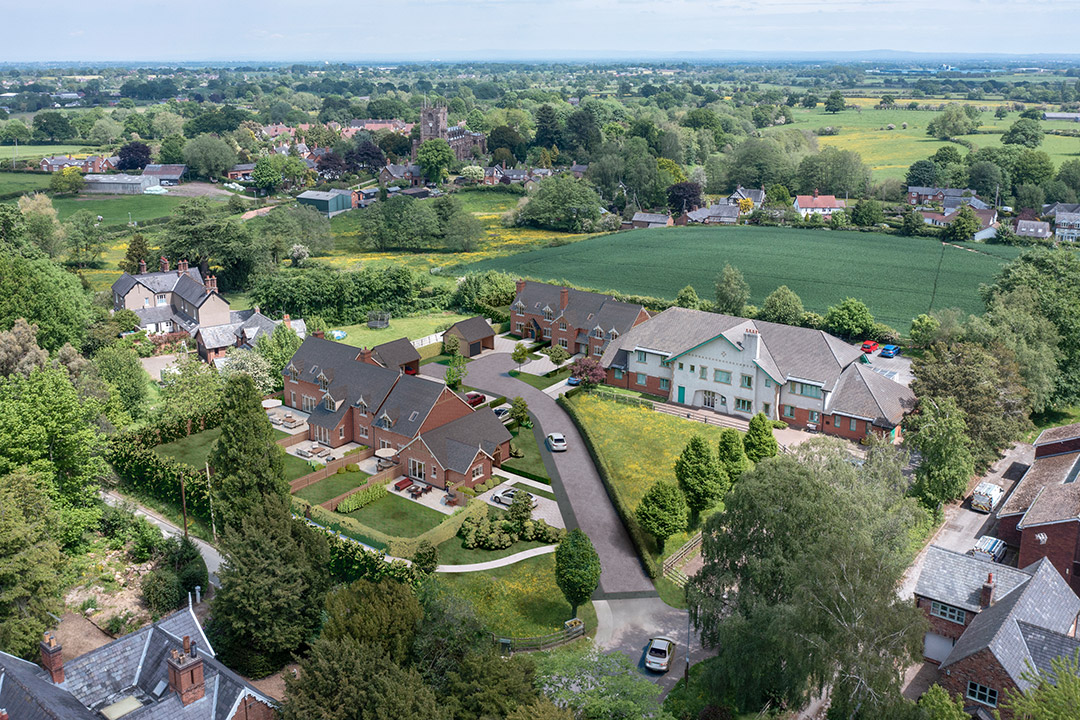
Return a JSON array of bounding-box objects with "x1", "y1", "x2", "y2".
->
[
  {"x1": 117, "y1": 141, "x2": 153, "y2": 170},
  {"x1": 554, "y1": 528, "x2": 601, "y2": 618},
  {"x1": 182, "y1": 134, "x2": 237, "y2": 179},
  {"x1": 0, "y1": 254, "x2": 92, "y2": 351},
  {"x1": 667, "y1": 181, "x2": 704, "y2": 214},
  {"x1": 906, "y1": 397, "x2": 975, "y2": 508},
  {"x1": 416, "y1": 138, "x2": 455, "y2": 184},
  {"x1": 758, "y1": 285, "x2": 804, "y2": 325},
  {"x1": 514, "y1": 175, "x2": 601, "y2": 233},
  {"x1": 824, "y1": 297, "x2": 876, "y2": 340}
]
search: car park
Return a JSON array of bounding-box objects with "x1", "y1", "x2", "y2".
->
[
  {"x1": 493, "y1": 487, "x2": 537, "y2": 507},
  {"x1": 546, "y1": 433, "x2": 568, "y2": 452},
  {"x1": 879, "y1": 344, "x2": 901, "y2": 358},
  {"x1": 644, "y1": 637, "x2": 676, "y2": 672},
  {"x1": 861, "y1": 340, "x2": 879, "y2": 354},
  {"x1": 464, "y1": 392, "x2": 486, "y2": 407}
]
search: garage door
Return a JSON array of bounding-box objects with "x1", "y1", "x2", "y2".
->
[
  {"x1": 469, "y1": 342, "x2": 481, "y2": 356},
  {"x1": 924, "y1": 632, "x2": 954, "y2": 663}
]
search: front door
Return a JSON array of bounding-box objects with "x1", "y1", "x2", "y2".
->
[
  {"x1": 677, "y1": 386, "x2": 685, "y2": 404},
  {"x1": 702, "y1": 390, "x2": 716, "y2": 409}
]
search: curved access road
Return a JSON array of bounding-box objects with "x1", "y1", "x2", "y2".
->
[{"x1": 423, "y1": 353, "x2": 656, "y2": 598}]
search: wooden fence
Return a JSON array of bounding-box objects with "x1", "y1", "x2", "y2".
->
[
  {"x1": 493, "y1": 619, "x2": 585, "y2": 654},
  {"x1": 662, "y1": 532, "x2": 702, "y2": 588},
  {"x1": 277, "y1": 433, "x2": 309, "y2": 449},
  {"x1": 289, "y1": 447, "x2": 375, "y2": 493},
  {"x1": 321, "y1": 463, "x2": 403, "y2": 512}
]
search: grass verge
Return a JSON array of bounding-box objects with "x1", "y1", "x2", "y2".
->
[{"x1": 502, "y1": 424, "x2": 550, "y2": 483}]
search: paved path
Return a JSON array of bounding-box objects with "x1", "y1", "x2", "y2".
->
[
  {"x1": 102, "y1": 490, "x2": 223, "y2": 588},
  {"x1": 424, "y1": 353, "x2": 656, "y2": 597},
  {"x1": 436, "y1": 544, "x2": 557, "y2": 573}
]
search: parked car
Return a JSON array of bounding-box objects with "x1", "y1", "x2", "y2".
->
[
  {"x1": 971, "y1": 481, "x2": 1005, "y2": 514},
  {"x1": 566, "y1": 375, "x2": 581, "y2": 386},
  {"x1": 861, "y1": 340, "x2": 879, "y2": 354},
  {"x1": 879, "y1": 344, "x2": 901, "y2": 358},
  {"x1": 971, "y1": 536, "x2": 1007, "y2": 563},
  {"x1": 644, "y1": 637, "x2": 676, "y2": 672},
  {"x1": 546, "y1": 433, "x2": 568, "y2": 452},
  {"x1": 464, "y1": 392, "x2": 486, "y2": 407},
  {"x1": 493, "y1": 487, "x2": 537, "y2": 508},
  {"x1": 403, "y1": 366, "x2": 418, "y2": 375},
  {"x1": 493, "y1": 407, "x2": 510, "y2": 422}
]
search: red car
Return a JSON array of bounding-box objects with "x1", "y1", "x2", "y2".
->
[
  {"x1": 403, "y1": 365, "x2": 418, "y2": 375},
  {"x1": 464, "y1": 392, "x2": 486, "y2": 407},
  {"x1": 861, "y1": 341, "x2": 879, "y2": 354}
]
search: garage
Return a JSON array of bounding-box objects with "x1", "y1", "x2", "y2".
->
[
  {"x1": 469, "y1": 341, "x2": 482, "y2": 356},
  {"x1": 923, "y1": 632, "x2": 954, "y2": 663}
]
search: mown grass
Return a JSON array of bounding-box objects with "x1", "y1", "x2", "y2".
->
[
  {"x1": 0, "y1": 144, "x2": 107, "y2": 161},
  {"x1": 342, "y1": 492, "x2": 445, "y2": 538},
  {"x1": 435, "y1": 536, "x2": 548, "y2": 566},
  {"x1": 156, "y1": 426, "x2": 311, "y2": 481},
  {"x1": 509, "y1": 367, "x2": 571, "y2": 390},
  {"x1": 293, "y1": 470, "x2": 372, "y2": 505},
  {"x1": 51, "y1": 194, "x2": 199, "y2": 225},
  {"x1": 465, "y1": 225, "x2": 1018, "y2": 332},
  {"x1": 436, "y1": 553, "x2": 597, "y2": 637},
  {"x1": 0, "y1": 171, "x2": 51, "y2": 196},
  {"x1": 332, "y1": 312, "x2": 471, "y2": 349},
  {"x1": 503, "y1": 425, "x2": 550, "y2": 483}
]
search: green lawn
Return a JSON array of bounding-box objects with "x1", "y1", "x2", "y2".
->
[
  {"x1": 511, "y1": 482, "x2": 556, "y2": 501},
  {"x1": 0, "y1": 171, "x2": 51, "y2": 197},
  {"x1": 503, "y1": 425, "x2": 550, "y2": 483},
  {"x1": 0, "y1": 144, "x2": 106, "y2": 161},
  {"x1": 294, "y1": 470, "x2": 372, "y2": 505},
  {"x1": 509, "y1": 367, "x2": 571, "y2": 390},
  {"x1": 466, "y1": 225, "x2": 1021, "y2": 333},
  {"x1": 342, "y1": 492, "x2": 445, "y2": 537},
  {"x1": 436, "y1": 537, "x2": 549, "y2": 566},
  {"x1": 1028, "y1": 406, "x2": 1080, "y2": 443},
  {"x1": 436, "y1": 553, "x2": 597, "y2": 637},
  {"x1": 332, "y1": 312, "x2": 471, "y2": 349},
  {"x1": 156, "y1": 426, "x2": 312, "y2": 481},
  {"x1": 51, "y1": 194, "x2": 200, "y2": 226}
]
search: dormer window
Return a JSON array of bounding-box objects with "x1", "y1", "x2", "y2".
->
[
  {"x1": 318, "y1": 375, "x2": 328, "y2": 392},
  {"x1": 156, "y1": 293, "x2": 167, "y2": 307},
  {"x1": 324, "y1": 395, "x2": 334, "y2": 411},
  {"x1": 609, "y1": 330, "x2": 619, "y2": 340},
  {"x1": 593, "y1": 327, "x2": 603, "y2": 339},
  {"x1": 514, "y1": 301, "x2": 524, "y2": 316},
  {"x1": 288, "y1": 365, "x2": 298, "y2": 382},
  {"x1": 543, "y1": 307, "x2": 553, "y2": 321}
]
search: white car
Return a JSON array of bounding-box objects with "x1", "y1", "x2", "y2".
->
[
  {"x1": 546, "y1": 433, "x2": 568, "y2": 452},
  {"x1": 644, "y1": 636, "x2": 676, "y2": 672},
  {"x1": 493, "y1": 487, "x2": 536, "y2": 508}
]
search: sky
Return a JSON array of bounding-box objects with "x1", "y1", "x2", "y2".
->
[{"x1": 2, "y1": 0, "x2": 1079, "y2": 62}]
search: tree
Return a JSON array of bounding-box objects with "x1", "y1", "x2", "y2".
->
[
  {"x1": 635, "y1": 481, "x2": 687, "y2": 552},
  {"x1": 850, "y1": 198, "x2": 884, "y2": 227},
  {"x1": 931, "y1": 145, "x2": 963, "y2": 167},
  {"x1": 459, "y1": 165, "x2": 485, "y2": 184},
  {"x1": 157, "y1": 353, "x2": 225, "y2": 424},
  {"x1": 917, "y1": 685, "x2": 968, "y2": 720},
  {"x1": 182, "y1": 134, "x2": 237, "y2": 179},
  {"x1": 715, "y1": 264, "x2": 750, "y2": 316},
  {"x1": 323, "y1": 579, "x2": 422, "y2": 663},
  {"x1": 119, "y1": 233, "x2": 151, "y2": 274},
  {"x1": 209, "y1": 374, "x2": 288, "y2": 532},
  {"x1": 117, "y1": 141, "x2": 152, "y2": 170},
  {"x1": 93, "y1": 343, "x2": 148, "y2": 419},
  {"x1": 511, "y1": 342, "x2": 529, "y2": 371},
  {"x1": 65, "y1": 210, "x2": 106, "y2": 267},
  {"x1": 443, "y1": 210, "x2": 484, "y2": 252},
  {"x1": 0, "y1": 470, "x2": 63, "y2": 659},
  {"x1": 569, "y1": 356, "x2": 605, "y2": 389},
  {"x1": 17, "y1": 193, "x2": 65, "y2": 258},
  {"x1": 509, "y1": 396, "x2": 530, "y2": 426},
  {"x1": 444, "y1": 352, "x2": 468, "y2": 390},
  {"x1": 254, "y1": 322, "x2": 302, "y2": 387},
  {"x1": 279, "y1": 637, "x2": 441, "y2": 720},
  {"x1": 0, "y1": 254, "x2": 92, "y2": 352},
  {"x1": 515, "y1": 175, "x2": 601, "y2": 233},
  {"x1": 158, "y1": 134, "x2": 185, "y2": 164},
  {"x1": 50, "y1": 166, "x2": 84, "y2": 195},
  {"x1": 999, "y1": 650, "x2": 1080, "y2": 719},
  {"x1": 927, "y1": 104, "x2": 979, "y2": 139},
  {"x1": 506, "y1": 699, "x2": 573, "y2": 720},
  {"x1": 942, "y1": 205, "x2": 981, "y2": 242},
  {"x1": 534, "y1": 104, "x2": 562, "y2": 149},
  {"x1": 716, "y1": 428, "x2": 752, "y2": 482},
  {"x1": 824, "y1": 91, "x2": 846, "y2": 113},
  {"x1": 667, "y1": 181, "x2": 704, "y2": 214},
  {"x1": 507, "y1": 489, "x2": 534, "y2": 533},
  {"x1": 442, "y1": 333, "x2": 460, "y2": 356},
  {"x1": 250, "y1": 156, "x2": 283, "y2": 192},
  {"x1": 1002, "y1": 117, "x2": 1044, "y2": 148},
  {"x1": 674, "y1": 435, "x2": 727, "y2": 521},
  {"x1": 910, "y1": 314, "x2": 940, "y2": 348},
  {"x1": 536, "y1": 645, "x2": 663, "y2": 720},
  {"x1": 0, "y1": 319, "x2": 48, "y2": 379},
  {"x1": 824, "y1": 297, "x2": 876, "y2": 340},
  {"x1": 32, "y1": 111, "x2": 74, "y2": 141},
  {"x1": 554, "y1": 528, "x2": 600, "y2": 618},
  {"x1": 758, "y1": 285, "x2": 804, "y2": 325},
  {"x1": 672, "y1": 285, "x2": 700, "y2": 310},
  {"x1": 1013, "y1": 148, "x2": 1056, "y2": 188},
  {"x1": 212, "y1": 494, "x2": 330, "y2": 676},
  {"x1": 907, "y1": 397, "x2": 975, "y2": 508},
  {"x1": 219, "y1": 347, "x2": 276, "y2": 396},
  {"x1": 413, "y1": 539, "x2": 439, "y2": 574},
  {"x1": 900, "y1": 208, "x2": 925, "y2": 236},
  {"x1": 443, "y1": 651, "x2": 540, "y2": 720},
  {"x1": 905, "y1": 159, "x2": 938, "y2": 188},
  {"x1": 465, "y1": 109, "x2": 490, "y2": 134},
  {"x1": 416, "y1": 138, "x2": 455, "y2": 184},
  {"x1": 743, "y1": 412, "x2": 778, "y2": 463}
]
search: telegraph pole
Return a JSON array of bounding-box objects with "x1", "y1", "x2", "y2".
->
[
  {"x1": 180, "y1": 474, "x2": 188, "y2": 539},
  {"x1": 205, "y1": 461, "x2": 217, "y2": 544}
]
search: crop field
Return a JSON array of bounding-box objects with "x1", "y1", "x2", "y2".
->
[
  {"x1": 464, "y1": 225, "x2": 1023, "y2": 332},
  {"x1": 776, "y1": 106, "x2": 1080, "y2": 179},
  {"x1": 0, "y1": 144, "x2": 106, "y2": 161}
]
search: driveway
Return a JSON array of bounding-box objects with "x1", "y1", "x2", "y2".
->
[
  {"x1": 479, "y1": 474, "x2": 566, "y2": 529},
  {"x1": 424, "y1": 353, "x2": 656, "y2": 597},
  {"x1": 140, "y1": 353, "x2": 178, "y2": 382}
]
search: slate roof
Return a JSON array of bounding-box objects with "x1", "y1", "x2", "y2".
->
[
  {"x1": 111, "y1": 268, "x2": 205, "y2": 298},
  {"x1": 446, "y1": 316, "x2": 494, "y2": 344},
  {"x1": 383, "y1": 163, "x2": 421, "y2": 178},
  {"x1": 1042, "y1": 202, "x2": 1080, "y2": 217},
  {"x1": 371, "y1": 337, "x2": 421, "y2": 370},
  {"x1": 374, "y1": 375, "x2": 447, "y2": 438},
  {"x1": 999, "y1": 452, "x2": 1080, "y2": 517},
  {"x1": 1016, "y1": 220, "x2": 1052, "y2": 238},
  {"x1": 414, "y1": 408, "x2": 512, "y2": 473},
  {"x1": 141, "y1": 164, "x2": 186, "y2": 180},
  {"x1": 570, "y1": 163, "x2": 588, "y2": 174},
  {"x1": 229, "y1": 163, "x2": 256, "y2": 172},
  {"x1": 1017, "y1": 621, "x2": 1080, "y2": 678},
  {"x1": 729, "y1": 185, "x2": 765, "y2": 204},
  {"x1": 914, "y1": 545, "x2": 1033, "y2": 613},
  {"x1": 943, "y1": 195, "x2": 991, "y2": 212},
  {"x1": 0, "y1": 608, "x2": 273, "y2": 720},
  {"x1": 940, "y1": 558, "x2": 1080, "y2": 691},
  {"x1": 512, "y1": 281, "x2": 645, "y2": 342},
  {"x1": 286, "y1": 336, "x2": 400, "y2": 430},
  {"x1": 827, "y1": 363, "x2": 916, "y2": 428},
  {"x1": 687, "y1": 203, "x2": 740, "y2": 223},
  {"x1": 1056, "y1": 211, "x2": 1080, "y2": 227}
]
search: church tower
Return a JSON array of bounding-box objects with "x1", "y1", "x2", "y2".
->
[{"x1": 420, "y1": 104, "x2": 448, "y2": 143}]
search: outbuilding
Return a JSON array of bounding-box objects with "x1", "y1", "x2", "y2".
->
[
  {"x1": 142, "y1": 164, "x2": 187, "y2": 186},
  {"x1": 443, "y1": 316, "x2": 496, "y2": 357},
  {"x1": 296, "y1": 189, "x2": 353, "y2": 217},
  {"x1": 84, "y1": 173, "x2": 159, "y2": 195}
]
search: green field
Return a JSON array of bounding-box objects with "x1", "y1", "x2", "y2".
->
[
  {"x1": 51, "y1": 194, "x2": 195, "y2": 226},
  {"x1": 0, "y1": 144, "x2": 106, "y2": 161},
  {"x1": 0, "y1": 171, "x2": 51, "y2": 196},
  {"x1": 333, "y1": 312, "x2": 471, "y2": 348},
  {"x1": 465, "y1": 225, "x2": 1021, "y2": 332}
]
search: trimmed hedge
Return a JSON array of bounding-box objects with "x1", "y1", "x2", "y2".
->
[
  {"x1": 335, "y1": 482, "x2": 387, "y2": 513},
  {"x1": 487, "y1": 396, "x2": 507, "y2": 409},
  {"x1": 499, "y1": 464, "x2": 551, "y2": 486},
  {"x1": 108, "y1": 441, "x2": 213, "y2": 524},
  {"x1": 557, "y1": 394, "x2": 659, "y2": 579}
]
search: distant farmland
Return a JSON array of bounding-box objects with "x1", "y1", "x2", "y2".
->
[{"x1": 464, "y1": 226, "x2": 1023, "y2": 332}]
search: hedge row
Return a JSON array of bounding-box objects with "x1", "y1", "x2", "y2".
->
[
  {"x1": 335, "y1": 482, "x2": 387, "y2": 514},
  {"x1": 108, "y1": 441, "x2": 214, "y2": 524},
  {"x1": 499, "y1": 464, "x2": 551, "y2": 486},
  {"x1": 127, "y1": 406, "x2": 224, "y2": 447},
  {"x1": 557, "y1": 394, "x2": 659, "y2": 579}
]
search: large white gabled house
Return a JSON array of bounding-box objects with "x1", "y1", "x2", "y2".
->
[{"x1": 600, "y1": 307, "x2": 915, "y2": 441}]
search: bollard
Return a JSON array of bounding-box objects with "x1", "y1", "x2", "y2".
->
[{"x1": 195, "y1": 585, "x2": 201, "y2": 604}]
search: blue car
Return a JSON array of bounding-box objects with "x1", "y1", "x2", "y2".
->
[
  {"x1": 566, "y1": 375, "x2": 581, "y2": 386},
  {"x1": 879, "y1": 344, "x2": 901, "y2": 358}
]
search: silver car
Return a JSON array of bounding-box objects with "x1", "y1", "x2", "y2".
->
[
  {"x1": 546, "y1": 433, "x2": 568, "y2": 452},
  {"x1": 644, "y1": 636, "x2": 676, "y2": 672},
  {"x1": 493, "y1": 487, "x2": 537, "y2": 508}
]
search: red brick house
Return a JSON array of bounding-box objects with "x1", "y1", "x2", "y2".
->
[
  {"x1": 913, "y1": 545, "x2": 1080, "y2": 718},
  {"x1": 360, "y1": 337, "x2": 421, "y2": 375},
  {"x1": 193, "y1": 309, "x2": 306, "y2": 364},
  {"x1": 997, "y1": 423, "x2": 1080, "y2": 594},
  {"x1": 39, "y1": 154, "x2": 118, "y2": 173},
  {"x1": 378, "y1": 163, "x2": 425, "y2": 187},
  {"x1": 283, "y1": 336, "x2": 508, "y2": 488},
  {"x1": 511, "y1": 280, "x2": 650, "y2": 359},
  {"x1": 443, "y1": 316, "x2": 495, "y2": 357},
  {"x1": 0, "y1": 607, "x2": 276, "y2": 720}
]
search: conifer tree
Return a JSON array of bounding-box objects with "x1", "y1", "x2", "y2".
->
[
  {"x1": 635, "y1": 481, "x2": 688, "y2": 552},
  {"x1": 674, "y1": 435, "x2": 728, "y2": 520},
  {"x1": 717, "y1": 428, "x2": 753, "y2": 482},
  {"x1": 743, "y1": 412, "x2": 779, "y2": 463}
]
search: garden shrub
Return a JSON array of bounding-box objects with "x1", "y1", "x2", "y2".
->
[
  {"x1": 345, "y1": 462, "x2": 360, "y2": 472},
  {"x1": 336, "y1": 466, "x2": 347, "y2": 474},
  {"x1": 336, "y1": 482, "x2": 388, "y2": 514},
  {"x1": 458, "y1": 508, "x2": 562, "y2": 550},
  {"x1": 130, "y1": 519, "x2": 164, "y2": 562},
  {"x1": 142, "y1": 568, "x2": 183, "y2": 615}
]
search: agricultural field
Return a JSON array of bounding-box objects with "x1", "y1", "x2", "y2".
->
[
  {"x1": 0, "y1": 143, "x2": 106, "y2": 161},
  {"x1": 51, "y1": 194, "x2": 193, "y2": 225},
  {"x1": 464, "y1": 225, "x2": 1022, "y2": 332},
  {"x1": 567, "y1": 393, "x2": 732, "y2": 563},
  {"x1": 0, "y1": 171, "x2": 51, "y2": 196}
]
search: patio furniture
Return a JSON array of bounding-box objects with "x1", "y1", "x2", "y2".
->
[
  {"x1": 393, "y1": 478, "x2": 413, "y2": 492},
  {"x1": 284, "y1": 420, "x2": 299, "y2": 429},
  {"x1": 296, "y1": 449, "x2": 311, "y2": 458},
  {"x1": 270, "y1": 416, "x2": 282, "y2": 426},
  {"x1": 422, "y1": 485, "x2": 433, "y2": 495}
]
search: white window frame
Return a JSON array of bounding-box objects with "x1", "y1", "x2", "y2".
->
[
  {"x1": 559, "y1": 338, "x2": 569, "y2": 349},
  {"x1": 156, "y1": 293, "x2": 167, "y2": 307},
  {"x1": 357, "y1": 424, "x2": 368, "y2": 439},
  {"x1": 472, "y1": 465, "x2": 483, "y2": 479},
  {"x1": 559, "y1": 320, "x2": 567, "y2": 331},
  {"x1": 408, "y1": 458, "x2": 425, "y2": 480},
  {"x1": 515, "y1": 322, "x2": 523, "y2": 334},
  {"x1": 543, "y1": 327, "x2": 551, "y2": 339},
  {"x1": 339, "y1": 426, "x2": 345, "y2": 439}
]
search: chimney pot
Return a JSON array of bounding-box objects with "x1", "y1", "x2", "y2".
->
[
  {"x1": 39, "y1": 632, "x2": 64, "y2": 684},
  {"x1": 138, "y1": 259, "x2": 147, "y2": 275},
  {"x1": 183, "y1": 635, "x2": 191, "y2": 654},
  {"x1": 159, "y1": 256, "x2": 170, "y2": 273},
  {"x1": 1, "y1": 707, "x2": 10, "y2": 720},
  {"x1": 283, "y1": 313, "x2": 291, "y2": 328},
  {"x1": 981, "y1": 573, "x2": 996, "y2": 608}
]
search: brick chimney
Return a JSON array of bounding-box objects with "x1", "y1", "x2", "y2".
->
[
  {"x1": 177, "y1": 259, "x2": 189, "y2": 275},
  {"x1": 981, "y1": 573, "x2": 995, "y2": 608},
  {"x1": 39, "y1": 632, "x2": 64, "y2": 684},
  {"x1": 312, "y1": 329, "x2": 325, "y2": 339},
  {"x1": 138, "y1": 259, "x2": 147, "y2": 275},
  {"x1": 358, "y1": 347, "x2": 373, "y2": 365},
  {"x1": 204, "y1": 276, "x2": 218, "y2": 294},
  {"x1": 283, "y1": 313, "x2": 291, "y2": 329},
  {"x1": 0, "y1": 707, "x2": 9, "y2": 720},
  {"x1": 516, "y1": 279, "x2": 525, "y2": 295},
  {"x1": 560, "y1": 287, "x2": 569, "y2": 311},
  {"x1": 167, "y1": 636, "x2": 205, "y2": 706},
  {"x1": 159, "y1": 256, "x2": 170, "y2": 273},
  {"x1": 813, "y1": 188, "x2": 819, "y2": 198}
]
